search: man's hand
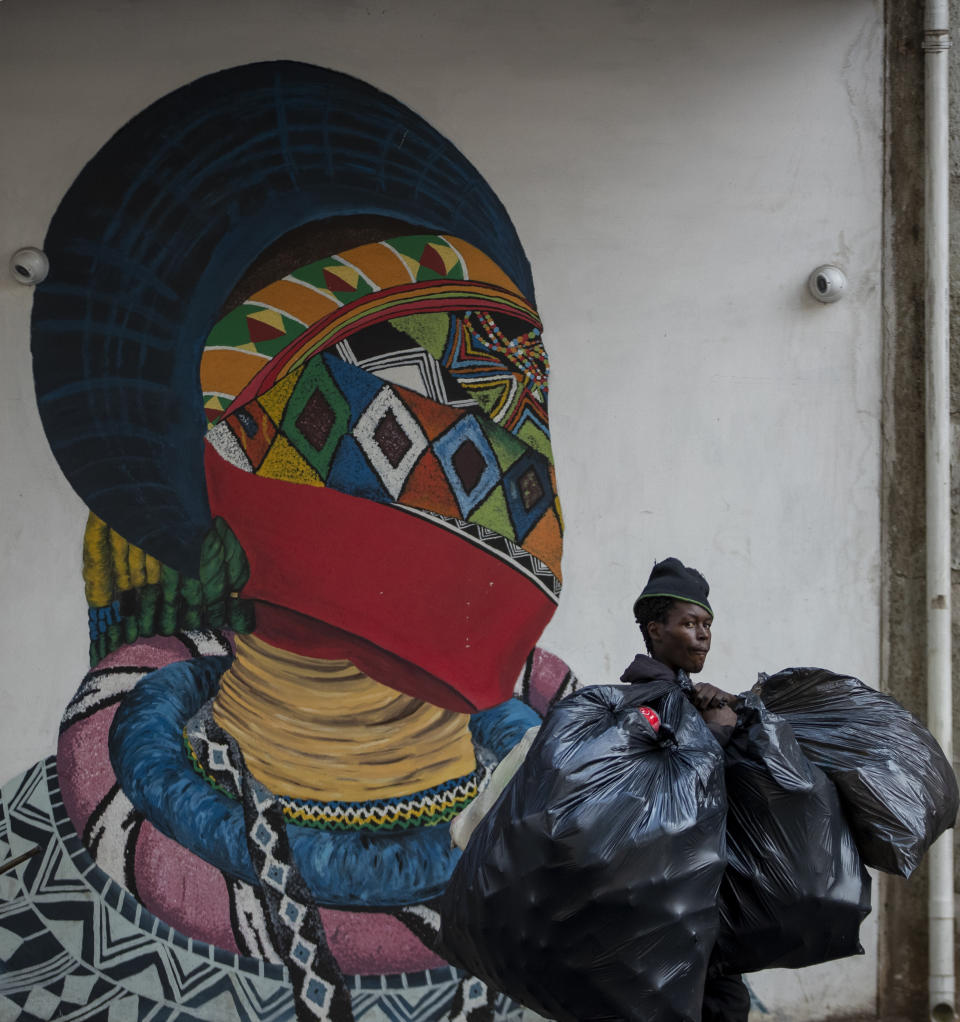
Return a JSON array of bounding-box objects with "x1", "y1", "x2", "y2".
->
[
  {"x1": 692, "y1": 683, "x2": 736, "y2": 711},
  {"x1": 692, "y1": 683, "x2": 738, "y2": 728}
]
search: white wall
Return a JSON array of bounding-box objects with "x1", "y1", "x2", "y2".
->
[{"x1": 0, "y1": 1, "x2": 883, "y2": 1018}]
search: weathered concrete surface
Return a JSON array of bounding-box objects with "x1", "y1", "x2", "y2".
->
[
  {"x1": 881, "y1": 0, "x2": 960, "y2": 1018},
  {"x1": 880, "y1": 0, "x2": 932, "y2": 1019}
]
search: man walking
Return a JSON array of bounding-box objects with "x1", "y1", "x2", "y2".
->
[{"x1": 622, "y1": 557, "x2": 751, "y2": 1022}]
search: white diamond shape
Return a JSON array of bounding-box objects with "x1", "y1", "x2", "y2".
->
[{"x1": 353, "y1": 387, "x2": 428, "y2": 500}]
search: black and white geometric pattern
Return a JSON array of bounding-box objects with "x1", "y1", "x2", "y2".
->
[
  {"x1": 332, "y1": 332, "x2": 477, "y2": 412},
  {"x1": 81, "y1": 783, "x2": 143, "y2": 900},
  {"x1": 61, "y1": 630, "x2": 232, "y2": 733},
  {"x1": 348, "y1": 968, "x2": 519, "y2": 1022},
  {"x1": 184, "y1": 702, "x2": 245, "y2": 799},
  {"x1": 228, "y1": 878, "x2": 284, "y2": 965},
  {"x1": 394, "y1": 507, "x2": 561, "y2": 602},
  {"x1": 0, "y1": 759, "x2": 528, "y2": 1022},
  {"x1": 388, "y1": 905, "x2": 499, "y2": 1022},
  {"x1": 447, "y1": 974, "x2": 498, "y2": 1022},
  {"x1": 60, "y1": 666, "x2": 153, "y2": 731},
  {"x1": 179, "y1": 631, "x2": 233, "y2": 659},
  {"x1": 0, "y1": 759, "x2": 294, "y2": 1021},
  {"x1": 240, "y1": 773, "x2": 352, "y2": 1022}
]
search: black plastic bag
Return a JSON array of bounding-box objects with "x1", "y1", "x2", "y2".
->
[
  {"x1": 440, "y1": 682, "x2": 727, "y2": 1022},
  {"x1": 755, "y1": 667, "x2": 959, "y2": 878},
  {"x1": 713, "y1": 692, "x2": 871, "y2": 973}
]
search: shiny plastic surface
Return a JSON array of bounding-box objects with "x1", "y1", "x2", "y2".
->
[
  {"x1": 755, "y1": 667, "x2": 959, "y2": 878},
  {"x1": 714, "y1": 692, "x2": 871, "y2": 973},
  {"x1": 440, "y1": 682, "x2": 727, "y2": 1022}
]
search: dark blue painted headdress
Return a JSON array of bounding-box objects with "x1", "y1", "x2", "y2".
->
[{"x1": 32, "y1": 61, "x2": 533, "y2": 575}]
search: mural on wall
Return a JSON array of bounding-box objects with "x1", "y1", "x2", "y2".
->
[{"x1": 0, "y1": 62, "x2": 581, "y2": 1022}]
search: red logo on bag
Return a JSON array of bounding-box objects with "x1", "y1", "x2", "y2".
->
[{"x1": 638, "y1": 706, "x2": 661, "y2": 732}]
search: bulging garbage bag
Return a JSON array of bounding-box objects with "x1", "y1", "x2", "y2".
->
[
  {"x1": 713, "y1": 692, "x2": 871, "y2": 974},
  {"x1": 755, "y1": 667, "x2": 959, "y2": 878},
  {"x1": 440, "y1": 682, "x2": 727, "y2": 1022}
]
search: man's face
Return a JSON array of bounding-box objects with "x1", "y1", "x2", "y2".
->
[{"x1": 648, "y1": 600, "x2": 712, "y2": 674}]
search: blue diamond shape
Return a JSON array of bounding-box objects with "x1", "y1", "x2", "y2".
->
[
  {"x1": 305, "y1": 979, "x2": 327, "y2": 1008},
  {"x1": 433, "y1": 415, "x2": 500, "y2": 517},
  {"x1": 266, "y1": 863, "x2": 286, "y2": 887},
  {"x1": 502, "y1": 451, "x2": 554, "y2": 543}
]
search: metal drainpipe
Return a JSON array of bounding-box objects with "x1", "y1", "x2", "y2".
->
[{"x1": 924, "y1": 1, "x2": 955, "y2": 1019}]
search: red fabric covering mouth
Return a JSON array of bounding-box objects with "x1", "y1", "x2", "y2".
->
[{"x1": 205, "y1": 445, "x2": 557, "y2": 713}]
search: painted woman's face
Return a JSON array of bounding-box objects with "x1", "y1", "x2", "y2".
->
[{"x1": 201, "y1": 235, "x2": 562, "y2": 713}]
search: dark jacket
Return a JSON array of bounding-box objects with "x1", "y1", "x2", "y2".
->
[{"x1": 620, "y1": 654, "x2": 735, "y2": 746}]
